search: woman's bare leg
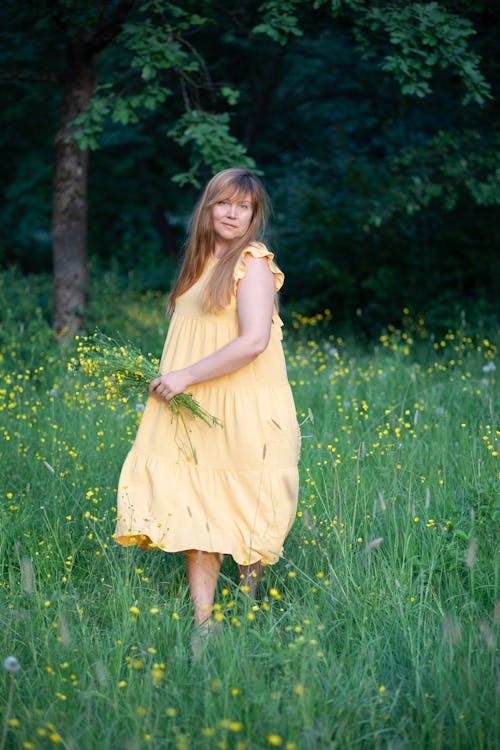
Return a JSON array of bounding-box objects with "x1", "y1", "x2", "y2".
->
[
  {"x1": 185, "y1": 550, "x2": 222, "y2": 628},
  {"x1": 237, "y1": 561, "x2": 263, "y2": 598}
]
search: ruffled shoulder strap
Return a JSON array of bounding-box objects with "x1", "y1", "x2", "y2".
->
[{"x1": 233, "y1": 241, "x2": 284, "y2": 293}]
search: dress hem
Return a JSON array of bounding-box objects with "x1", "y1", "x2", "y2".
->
[{"x1": 112, "y1": 532, "x2": 283, "y2": 566}]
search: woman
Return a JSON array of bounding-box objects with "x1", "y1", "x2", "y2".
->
[{"x1": 115, "y1": 167, "x2": 300, "y2": 634}]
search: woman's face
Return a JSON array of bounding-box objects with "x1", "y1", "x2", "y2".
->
[{"x1": 211, "y1": 192, "x2": 253, "y2": 252}]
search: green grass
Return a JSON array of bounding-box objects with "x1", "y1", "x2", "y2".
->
[{"x1": 0, "y1": 273, "x2": 498, "y2": 749}]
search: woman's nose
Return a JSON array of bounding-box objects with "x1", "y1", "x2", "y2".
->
[{"x1": 226, "y1": 203, "x2": 237, "y2": 217}]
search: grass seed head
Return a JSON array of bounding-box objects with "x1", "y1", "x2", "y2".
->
[{"x1": 3, "y1": 656, "x2": 20, "y2": 673}]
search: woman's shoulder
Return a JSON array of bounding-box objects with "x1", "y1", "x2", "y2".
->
[{"x1": 234, "y1": 241, "x2": 284, "y2": 291}]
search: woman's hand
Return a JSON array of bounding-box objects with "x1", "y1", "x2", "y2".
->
[{"x1": 149, "y1": 370, "x2": 191, "y2": 401}]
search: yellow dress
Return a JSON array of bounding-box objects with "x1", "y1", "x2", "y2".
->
[{"x1": 114, "y1": 242, "x2": 300, "y2": 564}]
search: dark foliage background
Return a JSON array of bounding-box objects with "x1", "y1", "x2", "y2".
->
[{"x1": 0, "y1": 1, "x2": 498, "y2": 335}]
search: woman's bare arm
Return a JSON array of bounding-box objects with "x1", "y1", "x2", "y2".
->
[{"x1": 149, "y1": 256, "x2": 276, "y2": 400}]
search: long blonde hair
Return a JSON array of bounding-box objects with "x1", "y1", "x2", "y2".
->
[{"x1": 168, "y1": 168, "x2": 270, "y2": 314}]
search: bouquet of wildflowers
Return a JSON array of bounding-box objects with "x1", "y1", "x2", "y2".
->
[{"x1": 75, "y1": 332, "x2": 222, "y2": 431}]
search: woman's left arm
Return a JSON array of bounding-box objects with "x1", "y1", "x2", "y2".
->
[{"x1": 149, "y1": 256, "x2": 276, "y2": 400}]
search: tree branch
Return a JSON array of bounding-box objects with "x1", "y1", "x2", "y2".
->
[
  {"x1": 83, "y1": 0, "x2": 138, "y2": 55},
  {"x1": 0, "y1": 71, "x2": 61, "y2": 84}
]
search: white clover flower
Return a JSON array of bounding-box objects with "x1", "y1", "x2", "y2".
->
[
  {"x1": 482, "y1": 361, "x2": 496, "y2": 373},
  {"x1": 136, "y1": 403, "x2": 145, "y2": 413},
  {"x1": 3, "y1": 656, "x2": 20, "y2": 673}
]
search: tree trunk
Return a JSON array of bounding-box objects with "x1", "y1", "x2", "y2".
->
[{"x1": 52, "y1": 41, "x2": 96, "y2": 334}]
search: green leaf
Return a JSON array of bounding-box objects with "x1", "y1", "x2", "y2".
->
[
  {"x1": 141, "y1": 65, "x2": 156, "y2": 81},
  {"x1": 168, "y1": 110, "x2": 257, "y2": 187},
  {"x1": 221, "y1": 86, "x2": 240, "y2": 106},
  {"x1": 355, "y1": 2, "x2": 492, "y2": 106},
  {"x1": 253, "y1": 0, "x2": 303, "y2": 45}
]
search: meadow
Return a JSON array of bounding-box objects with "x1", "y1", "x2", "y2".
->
[{"x1": 0, "y1": 269, "x2": 498, "y2": 750}]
